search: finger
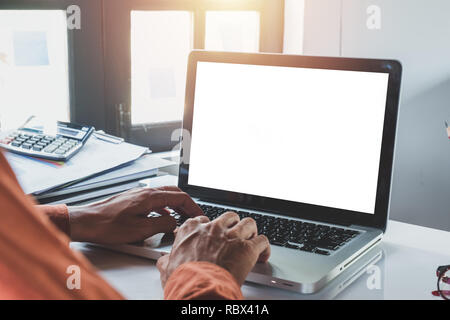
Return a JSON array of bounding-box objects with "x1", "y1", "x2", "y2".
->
[
  {"x1": 213, "y1": 211, "x2": 240, "y2": 228},
  {"x1": 156, "y1": 254, "x2": 169, "y2": 273},
  {"x1": 179, "y1": 215, "x2": 210, "y2": 233},
  {"x1": 247, "y1": 235, "x2": 271, "y2": 263},
  {"x1": 192, "y1": 215, "x2": 210, "y2": 224},
  {"x1": 155, "y1": 186, "x2": 182, "y2": 192},
  {"x1": 226, "y1": 218, "x2": 257, "y2": 240},
  {"x1": 149, "y1": 190, "x2": 204, "y2": 217},
  {"x1": 156, "y1": 254, "x2": 170, "y2": 287}
]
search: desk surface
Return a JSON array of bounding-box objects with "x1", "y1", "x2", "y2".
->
[{"x1": 71, "y1": 175, "x2": 450, "y2": 300}]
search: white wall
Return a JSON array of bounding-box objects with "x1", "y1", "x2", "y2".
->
[{"x1": 303, "y1": 0, "x2": 450, "y2": 231}]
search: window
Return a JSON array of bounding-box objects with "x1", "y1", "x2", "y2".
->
[
  {"x1": 1, "y1": 1, "x2": 285, "y2": 152},
  {"x1": 0, "y1": 10, "x2": 70, "y2": 130},
  {"x1": 205, "y1": 11, "x2": 260, "y2": 52},
  {"x1": 283, "y1": 0, "x2": 305, "y2": 54},
  {"x1": 105, "y1": 1, "x2": 284, "y2": 152},
  {"x1": 131, "y1": 11, "x2": 193, "y2": 125},
  {"x1": 130, "y1": 9, "x2": 263, "y2": 126}
]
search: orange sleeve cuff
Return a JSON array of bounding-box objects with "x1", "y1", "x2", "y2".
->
[
  {"x1": 36, "y1": 204, "x2": 70, "y2": 237},
  {"x1": 164, "y1": 261, "x2": 243, "y2": 300}
]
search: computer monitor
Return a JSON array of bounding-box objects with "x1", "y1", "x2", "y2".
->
[{"x1": 179, "y1": 51, "x2": 402, "y2": 230}]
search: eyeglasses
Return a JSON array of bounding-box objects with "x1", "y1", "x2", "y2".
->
[{"x1": 432, "y1": 265, "x2": 450, "y2": 300}]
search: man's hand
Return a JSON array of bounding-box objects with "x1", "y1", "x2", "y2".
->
[
  {"x1": 67, "y1": 186, "x2": 203, "y2": 244},
  {"x1": 157, "y1": 211, "x2": 271, "y2": 287}
]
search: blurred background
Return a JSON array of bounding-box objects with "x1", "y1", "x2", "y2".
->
[{"x1": 0, "y1": 0, "x2": 449, "y2": 231}]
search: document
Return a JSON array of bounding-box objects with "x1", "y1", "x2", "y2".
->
[
  {"x1": 5, "y1": 136, "x2": 148, "y2": 194},
  {"x1": 36, "y1": 155, "x2": 174, "y2": 200}
]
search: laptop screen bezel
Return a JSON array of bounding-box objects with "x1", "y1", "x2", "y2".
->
[{"x1": 178, "y1": 51, "x2": 402, "y2": 232}]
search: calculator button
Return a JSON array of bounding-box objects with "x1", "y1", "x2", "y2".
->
[
  {"x1": 54, "y1": 149, "x2": 66, "y2": 155},
  {"x1": 22, "y1": 144, "x2": 32, "y2": 149},
  {"x1": 43, "y1": 145, "x2": 58, "y2": 153},
  {"x1": 32, "y1": 146, "x2": 43, "y2": 152},
  {"x1": 11, "y1": 142, "x2": 21, "y2": 147}
]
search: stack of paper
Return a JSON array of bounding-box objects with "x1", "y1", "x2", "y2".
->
[
  {"x1": 35, "y1": 155, "x2": 174, "y2": 202},
  {"x1": 4, "y1": 135, "x2": 171, "y2": 196}
]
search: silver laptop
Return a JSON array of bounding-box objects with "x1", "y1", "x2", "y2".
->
[{"x1": 103, "y1": 51, "x2": 402, "y2": 294}]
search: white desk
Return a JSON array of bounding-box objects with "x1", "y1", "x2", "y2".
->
[{"x1": 70, "y1": 175, "x2": 450, "y2": 300}]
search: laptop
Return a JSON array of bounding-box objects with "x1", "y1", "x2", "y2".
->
[{"x1": 103, "y1": 51, "x2": 402, "y2": 294}]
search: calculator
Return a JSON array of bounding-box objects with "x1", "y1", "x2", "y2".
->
[{"x1": 0, "y1": 121, "x2": 95, "y2": 161}]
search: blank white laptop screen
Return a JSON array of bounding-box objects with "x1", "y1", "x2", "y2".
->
[{"x1": 188, "y1": 61, "x2": 389, "y2": 214}]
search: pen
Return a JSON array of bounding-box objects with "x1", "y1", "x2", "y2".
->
[{"x1": 93, "y1": 130, "x2": 124, "y2": 144}]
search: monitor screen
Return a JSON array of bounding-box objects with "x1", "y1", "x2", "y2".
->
[{"x1": 187, "y1": 61, "x2": 389, "y2": 214}]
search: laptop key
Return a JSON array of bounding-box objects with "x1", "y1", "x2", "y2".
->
[
  {"x1": 191, "y1": 204, "x2": 359, "y2": 255},
  {"x1": 270, "y1": 239, "x2": 286, "y2": 246},
  {"x1": 299, "y1": 245, "x2": 316, "y2": 253},
  {"x1": 284, "y1": 243, "x2": 300, "y2": 249},
  {"x1": 315, "y1": 249, "x2": 331, "y2": 256}
]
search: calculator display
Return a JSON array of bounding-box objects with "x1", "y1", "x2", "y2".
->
[{"x1": 56, "y1": 121, "x2": 93, "y2": 142}]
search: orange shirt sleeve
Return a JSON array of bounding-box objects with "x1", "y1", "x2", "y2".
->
[
  {"x1": 164, "y1": 262, "x2": 243, "y2": 300},
  {"x1": 0, "y1": 151, "x2": 124, "y2": 299},
  {"x1": 36, "y1": 204, "x2": 70, "y2": 236}
]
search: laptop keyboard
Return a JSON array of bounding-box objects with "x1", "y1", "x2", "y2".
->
[{"x1": 173, "y1": 204, "x2": 361, "y2": 256}]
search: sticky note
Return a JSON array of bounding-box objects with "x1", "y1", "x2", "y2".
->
[{"x1": 13, "y1": 31, "x2": 49, "y2": 66}]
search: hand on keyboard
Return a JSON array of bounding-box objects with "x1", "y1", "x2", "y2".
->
[
  {"x1": 67, "y1": 186, "x2": 203, "y2": 244},
  {"x1": 172, "y1": 204, "x2": 361, "y2": 256},
  {"x1": 157, "y1": 211, "x2": 271, "y2": 287}
]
